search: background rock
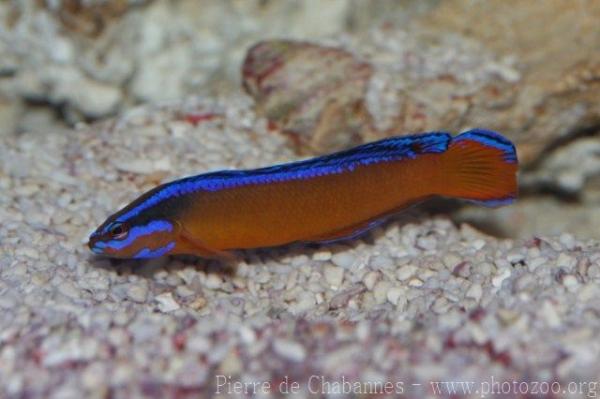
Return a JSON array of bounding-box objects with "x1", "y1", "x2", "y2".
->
[
  {"x1": 0, "y1": 0, "x2": 435, "y2": 131},
  {"x1": 242, "y1": 40, "x2": 374, "y2": 153},
  {"x1": 418, "y1": 0, "x2": 600, "y2": 162},
  {"x1": 241, "y1": 7, "x2": 600, "y2": 168}
]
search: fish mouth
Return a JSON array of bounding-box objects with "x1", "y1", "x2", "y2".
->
[
  {"x1": 90, "y1": 245, "x2": 105, "y2": 255},
  {"x1": 87, "y1": 234, "x2": 106, "y2": 255}
]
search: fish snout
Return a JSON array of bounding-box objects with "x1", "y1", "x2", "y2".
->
[{"x1": 87, "y1": 233, "x2": 106, "y2": 255}]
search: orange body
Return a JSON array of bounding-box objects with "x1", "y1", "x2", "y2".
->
[
  {"x1": 179, "y1": 154, "x2": 438, "y2": 251},
  {"x1": 176, "y1": 141, "x2": 517, "y2": 253}
]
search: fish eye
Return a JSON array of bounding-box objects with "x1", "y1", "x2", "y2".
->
[{"x1": 108, "y1": 222, "x2": 129, "y2": 240}]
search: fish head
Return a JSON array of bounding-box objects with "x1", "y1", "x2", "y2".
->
[{"x1": 88, "y1": 211, "x2": 179, "y2": 259}]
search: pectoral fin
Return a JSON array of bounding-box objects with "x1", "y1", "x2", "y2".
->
[{"x1": 178, "y1": 225, "x2": 236, "y2": 261}]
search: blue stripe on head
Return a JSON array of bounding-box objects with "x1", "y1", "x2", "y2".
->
[
  {"x1": 119, "y1": 132, "x2": 453, "y2": 220},
  {"x1": 454, "y1": 129, "x2": 517, "y2": 163},
  {"x1": 104, "y1": 220, "x2": 173, "y2": 251},
  {"x1": 134, "y1": 242, "x2": 175, "y2": 259}
]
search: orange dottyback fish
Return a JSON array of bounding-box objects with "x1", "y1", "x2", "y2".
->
[{"x1": 88, "y1": 129, "x2": 518, "y2": 259}]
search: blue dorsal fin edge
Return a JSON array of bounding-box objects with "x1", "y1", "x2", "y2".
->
[{"x1": 453, "y1": 129, "x2": 517, "y2": 163}]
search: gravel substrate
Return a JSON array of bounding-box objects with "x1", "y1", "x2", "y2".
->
[{"x1": 2, "y1": 96, "x2": 600, "y2": 398}]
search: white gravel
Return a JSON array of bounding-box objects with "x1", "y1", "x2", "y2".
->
[{"x1": 2, "y1": 95, "x2": 600, "y2": 397}]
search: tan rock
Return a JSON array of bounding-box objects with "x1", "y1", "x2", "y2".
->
[{"x1": 242, "y1": 40, "x2": 374, "y2": 153}]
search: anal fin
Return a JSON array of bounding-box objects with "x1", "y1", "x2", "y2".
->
[
  {"x1": 304, "y1": 219, "x2": 386, "y2": 245},
  {"x1": 302, "y1": 199, "x2": 429, "y2": 245}
]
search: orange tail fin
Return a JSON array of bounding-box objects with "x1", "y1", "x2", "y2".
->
[{"x1": 439, "y1": 129, "x2": 518, "y2": 207}]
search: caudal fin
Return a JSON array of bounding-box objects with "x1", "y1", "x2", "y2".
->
[{"x1": 439, "y1": 129, "x2": 518, "y2": 207}]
